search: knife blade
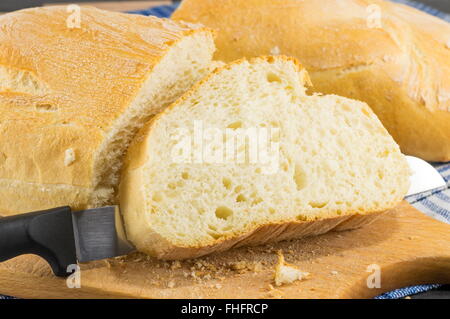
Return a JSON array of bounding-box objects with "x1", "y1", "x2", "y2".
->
[
  {"x1": 0, "y1": 205, "x2": 135, "y2": 277},
  {"x1": 405, "y1": 156, "x2": 446, "y2": 197},
  {"x1": 71, "y1": 206, "x2": 135, "y2": 263}
]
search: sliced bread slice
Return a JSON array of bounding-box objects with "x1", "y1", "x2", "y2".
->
[{"x1": 119, "y1": 56, "x2": 410, "y2": 259}]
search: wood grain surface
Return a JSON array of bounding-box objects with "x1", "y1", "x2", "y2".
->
[{"x1": 0, "y1": 201, "x2": 449, "y2": 299}]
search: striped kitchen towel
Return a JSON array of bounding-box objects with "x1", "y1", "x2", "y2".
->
[
  {"x1": 392, "y1": 0, "x2": 450, "y2": 22},
  {"x1": 127, "y1": 3, "x2": 179, "y2": 17},
  {"x1": 406, "y1": 162, "x2": 450, "y2": 224},
  {"x1": 128, "y1": 0, "x2": 450, "y2": 23}
]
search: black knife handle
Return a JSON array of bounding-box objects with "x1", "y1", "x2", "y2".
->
[{"x1": 0, "y1": 206, "x2": 77, "y2": 277}]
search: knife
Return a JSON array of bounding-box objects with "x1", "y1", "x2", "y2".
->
[
  {"x1": 0, "y1": 206, "x2": 135, "y2": 277},
  {"x1": 0, "y1": 157, "x2": 445, "y2": 277},
  {"x1": 405, "y1": 156, "x2": 446, "y2": 196}
]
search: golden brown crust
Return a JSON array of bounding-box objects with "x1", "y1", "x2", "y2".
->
[
  {"x1": 173, "y1": 0, "x2": 450, "y2": 161},
  {"x1": 0, "y1": 6, "x2": 212, "y2": 214},
  {"x1": 156, "y1": 211, "x2": 385, "y2": 260}
]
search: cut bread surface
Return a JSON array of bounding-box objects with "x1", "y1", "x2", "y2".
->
[
  {"x1": 90, "y1": 31, "x2": 216, "y2": 207},
  {"x1": 119, "y1": 56, "x2": 410, "y2": 259}
]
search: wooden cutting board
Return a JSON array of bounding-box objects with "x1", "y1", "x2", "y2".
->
[{"x1": 0, "y1": 201, "x2": 449, "y2": 299}]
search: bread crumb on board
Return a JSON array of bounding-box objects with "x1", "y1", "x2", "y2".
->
[
  {"x1": 274, "y1": 251, "x2": 310, "y2": 286},
  {"x1": 167, "y1": 280, "x2": 176, "y2": 288},
  {"x1": 170, "y1": 261, "x2": 181, "y2": 270},
  {"x1": 228, "y1": 260, "x2": 263, "y2": 273}
]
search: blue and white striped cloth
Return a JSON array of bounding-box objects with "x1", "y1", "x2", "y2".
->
[
  {"x1": 127, "y1": 0, "x2": 450, "y2": 23},
  {"x1": 406, "y1": 163, "x2": 450, "y2": 224},
  {"x1": 392, "y1": 0, "x2": 450, "y2": 22},
  {"x1": 127, "y1": 3, "x2": 179, "y2": 17}
]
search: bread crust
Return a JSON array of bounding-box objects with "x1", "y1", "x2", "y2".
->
[
  {"x1": 119, "y1": 56, "x2": 402, "y2": 260},
  {"x1": 173, "y1": 0, "x2": 450, "y2": 161},
  {"x1": 0, "y1": 6, "x2": 213, "y2": 215}
]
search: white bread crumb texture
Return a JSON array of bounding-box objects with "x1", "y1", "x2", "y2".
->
[{"x1": 274, "y1": 251, "x2": 310, "y2": 286}]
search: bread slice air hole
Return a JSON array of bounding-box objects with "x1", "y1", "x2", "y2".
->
[
  {"x1": 267, "y1": 72, "x2": 282, "y2": 83},
  {"x1": 215, "y1": 206, "x2": 234, "y2": 220},
  {"x1": 208, "y1": 232, "x2": 223, "y2": 240},
  {"x1": 341, "y1": 104, "x2": 351, "y2": 112},
  {"x1": 361, "y1": 108, "x2": 372, "y2": 117},
  {"x1": 222, "y1": 177, "x2": 232, "y2": 190},
  {"x1": 269, "y1": 121, "x2": 280, "y2": 128},
  {"x1": 152, "y1": 193, "x2": 163, "y2": 202},
  {"x1": 293, "y1": 165, "x2": 307, "y2": 190},
  {"x1": 227, "y1": 121, "x2": 242, "y2": 129},
  {"x1": 309, "y1": 202, "x2": 328, "y2": 209},
  {"x1": 251, "y1": 197, "x2": 263, "y2": 206},
  {"x1": 378, "y1": 150, "x2": 389, "y2": 158},
  {"x1": 168, "y1": 182, "x2": 177, "y2": 190}
]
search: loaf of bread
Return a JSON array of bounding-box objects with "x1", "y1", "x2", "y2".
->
[
  {"x1": 172, "y1": 0, "x2": 450, "y2": 162},
  {"x1": 119, "y1": 56, "x2": 410, "y2": 259},
  {"x1": 0, "y1": 6, "x2": 215, "y2": 216}
]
